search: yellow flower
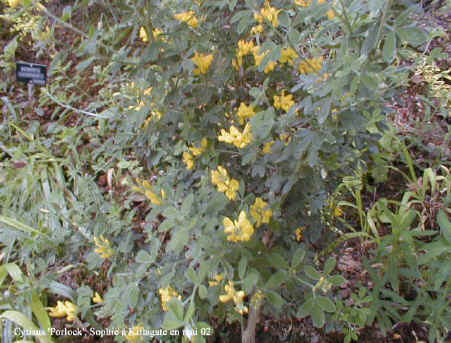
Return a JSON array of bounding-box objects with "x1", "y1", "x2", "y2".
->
[
  {"x1": 133, "y1": 179, "x2": 165, "y2": 205},
  {"x1": 250, "y1": 197, "x2": 272, "y2": 228},
  {"x1": 92, "y1": 292, "x2": 103, "y2": 304},
  {"x1": 257, "y1": 2, "x2": 281, "y2": 27},
  {"x1": 295, "y1": 0, "x2": 311, "y2": 6},
  {"x1": 280, "y1": 133, "x2": 292, "y2": 145},
  {"x1": 237, "y1": 40, "x2": 256, "y2": 57},
  {"x1": 143, "y1": 87, "x2": 152, "y2": 96},
  {"x1": 298, "y1": 57, "x2": 323, "y2": 74},
  {"x1": 236, "y1": 103, "x2": 256, "y2": 124},
  {"x1": 209, "y1": 274, "x2": 224, "y2": 287},
  {"x1": 252, "y1": 46, "x2": 267, "y2": 67},
  {"x1": 189, "y1": 138, "x2": 208, "y2": 156},
  {"x1": 174, "y1": 11, "x2": 199, "y2": 28},
  {"x1": 279, "y1": 47, "x2": 299, "y2": 65},
  {"x1": 125, "y1": 326, "x2": 144, "y2": 343},
  {"x1": 327, "y1": 9, "x2": 335, "y2": 19},
  {"x1": 94, "y1": 235, "x2": 114, "y2": 259},
  {"x1": 223, "y1": 211, "x2": 254, "y2": 242},
  {"x1": 47, "y1": 301, "x2": 67, "y2": 318},
  {"x1": 128, "y1": 101, "x2": 145, "y2": 111},
  {"x1": 219, "y1": 281, "x2": 248, "y2": 314},
  {"x1": 318, "y1": 0, "x2": 327, "y2": 4},
  {"x1": 218, "y1": 123, "x2": 253, "y2": 149},
  {"x1": 48, "y1": 301, "x2": 78, "y2": 322},
  {"x1": 191, "y1": 52, "x2": 214, "y2": 75},
  {"x1": 264, "y1": 61, "x2": 277, "y2": 73},
  {"x1": 159, "y1": 286, "x2": 181, "y2": 311},
  {"x1": 295, "y1": 227, "x2": 305, "y2": 242},
  {"x1": 262, "y1": 141, "x2": 274, "y2": 154},
  {"x1": 211, "y1": 166, "x2": 240, "y2": 200},
  {"x1": 183, "y1": 151, "x2": 195, "y2": 170},
  {"x1": 334, "y1": 206, "x2": 343, "y2": 217},
  {"x1": 274, "y1": 91, "x2": 295, "y2": 112},
  {"x1": 8, "y1": 0, "x2": 20, "y2": 8},
  {"x1": 152, "y1": 29, "x2": 164, "y2": 41},
  {"x1": 251, "y1": 24, "x2": 264, "y2": 35},
  {"x1": 139, "y1": 27, "x2": 148, "y2": 42}
]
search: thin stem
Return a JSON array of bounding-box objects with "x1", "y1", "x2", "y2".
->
[{"x1": 42, "y1": 89, "x2": 111, "y2": 119}]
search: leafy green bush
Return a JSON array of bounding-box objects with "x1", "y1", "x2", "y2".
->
[{"x1": 2, "y1": 0, "x2": 442, "y2": 342}]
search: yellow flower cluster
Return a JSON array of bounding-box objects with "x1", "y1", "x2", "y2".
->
[
  {"x1": 92, "y1": 292, "x2": 103, "y2": 304},
  {"x1": 219, "y1": 281, "x2": 248, "y2": 314},
  {"x1": 223, "y1": 211, "x2": 254, "y2": 242},
  {"x1": 159, "y1": 286, "x2": 182, "y2": 311},
  {"x1": 235, "y1": 40, "x2": 255, "y2": 67},
  {"x1": 47, "y1": 301, "x2": 78, "y2": 321},
  {"x1": 125, "y1": 326, "x2": 144, "y2": 343},
  {"x1": 334, "y1": 206, "x2": 343, "y2": 217},
  {"x1": 250, "y1": 24, "x2": 264, "y2": 35},
  {"x1": 262, "y1": 141, "x2": 275, "y2": 154},
  {"x1": 94, "y1": 235, "x2": 114, "y2": 259},
  {"x1": 274, "y1": 91, "x2": 295, "y2": 112},
  {"x1": 191, "y1": 52, "x2": 214, "y2": 75},
  {"x1": 254, "y1": 1, "x2": 281, "y2": 28},
  {"x1": 211, "y1": 166, "x2": 240, "y2": 200},
  {"x1": 251, "y1": 46, "x2": 277, "y2": 73},
  {"x1": 236, "y1": 103, "x2": 256, "y2": 124},
  {"x1": 279, "y1": 47, "x2": 299, "y2": 66},
  {"x1": 250, "y1": 197, "x2": 272, "y2": 228},
  {"x1": 139, "y1": 27, "x2": 148, "y2": 42},
  {"x1": 183, "y1": 138, "x2": 208, "y2": 170},
  {"x1": 174, "y1": 11, "x2": 199, "y2": 28},
  {"x1": 218, "y1": 123, "x2": 253, "y2": 149},
  {"x1": 8, "y1": 0, "x2": 20, "y2": 7},
  {"x1": 133, "y1": 179, "x2": 166, "y2": 205},
  {"x1": 295, "y1": 0, "x2": 311, "y2": 6},
  {"x1": 208, "y1": 274, "x2": 224, "y2": 287},
  {"x1": 295, "y1": 226, "x2": 305, "y2": 242},
  {"x1": 298, "y1": 57, "x2": 323, "y2": 74}
]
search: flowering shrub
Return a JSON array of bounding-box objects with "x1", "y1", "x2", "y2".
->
[{"x1": 74, "y1": 0, "x2": 429, "y2": 341}]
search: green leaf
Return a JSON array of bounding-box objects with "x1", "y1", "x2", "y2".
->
[
  {"x1": 291, "y1": 247, "x2": 305, "y2": 268},
  {"x1": 238, "y1": 256, "x2": 248, "y2": 280},
  {"x1": 198, "y1": 285, "x2": 208, "y2": 299},
  {"x1": 278, "y1": 11, "x2": 291, "y2": 28},
  {"x1": 230, "y1": 10, "x2": 252, "y2": 24},
  {"x1": 397, "y1": 27, "x2": 428, "y2": 47},
  {"x1": 250, "y1": 108, "x2": 275, "y2": 140},
  {"x1": 362, "y1": 22, "x2": 379, "y2": 56},
  {"x1": 437, "y1": 209, "x2": 451, "y2": 243},
  {"x1": 297, "y1": 298, "x2": 314, "y2": 318},
  {"x1": 0, "y1": 215, "x2": 44, "y2": 236},
  {"x1": 186, "y1": 267, "x2": 200, "y2": 285},
  {"x1": 243, "y1": 270, "x2": 259, "y2": 294},
  {"x1": 304, "y1": 266, "x2": 321, "y2": 280},
  {"x1": 316, "y1": 296, "x2": 336, "y2": 312},
  {"x1": 185, "y1": 300, "x2": 195, "y2": 322},
  {"x1": 167, "y1": 298, "x2": 184, "y2": 322},
  {"x1": 383, "y1": 31, "x2": 396, "y2": 63},
  {"x1": 266, "y1": 291, "x2": 285, "y2": 309},
  {"x1": 329, "y1": 275, "x2": 346, "y2": 286},
  {"x1": 49, "y1": 281, "x2": 75, "y2": 300},
  {"x1": 163, "y1": 311, "x2": 184, "y2": 330},
  {"x1": 0, "y1": 311, "x2": 54, "y2": 343},
  {"x1": 135, "y1": 250, "x2": 154, "y2": 264},
  {"x1": 3, "y1": 263, "x2": 24, "y2": 283},
  {"x1": 324, "y1": 257, "x2": 336, "y2": 275},
  {"x1": 31, "y1": 291, "x2": 51, "y2": 333},
  {"x1": 311, "y1": 305, "x2": 325, "y2": 328},
  {"x1": 265, "y1": 271, "x2": 286, "y2": 289},
  {"x1": 267, "y1": 252, "x2": 289, "y2": 269}
]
